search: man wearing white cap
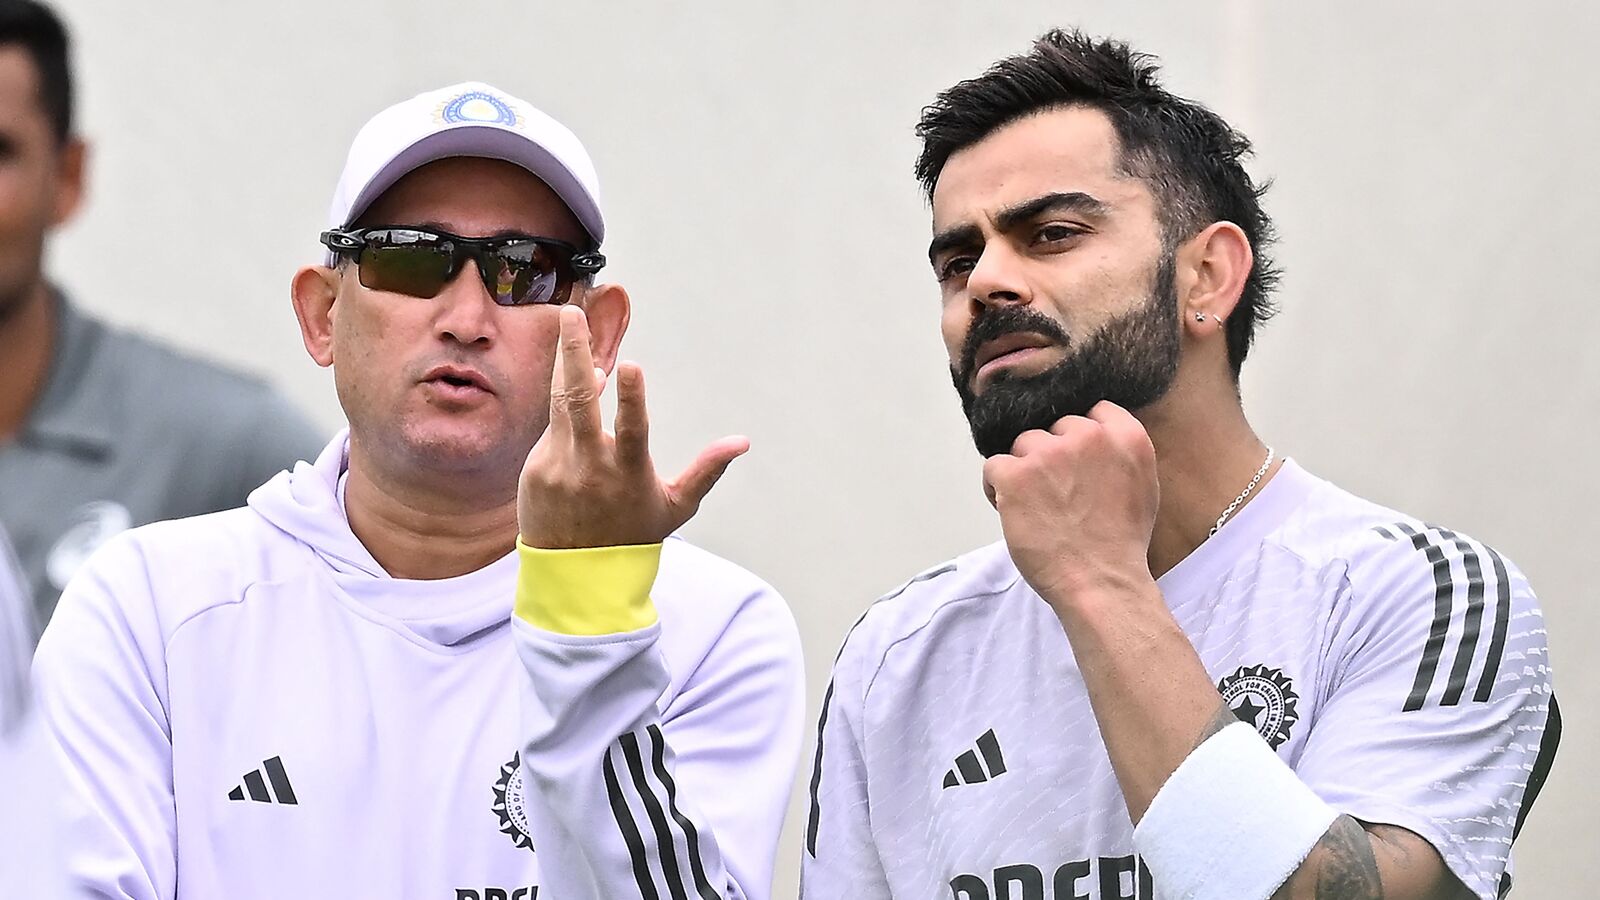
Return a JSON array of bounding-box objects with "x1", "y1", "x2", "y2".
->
[{"x1": 32, "y1": 81, "x2": 804, "y2": 900}]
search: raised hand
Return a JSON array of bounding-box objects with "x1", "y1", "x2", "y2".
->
[
  {"x1": 517, "y1": 305, "x2": 750, "y2": 550},
  {"x1": 982, "y1": 400, "x2": 1160, "y2": 607}
]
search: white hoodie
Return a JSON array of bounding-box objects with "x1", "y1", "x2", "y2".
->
[{"x1": 32, "y1": 434, "x2": 805, "y2": 900}]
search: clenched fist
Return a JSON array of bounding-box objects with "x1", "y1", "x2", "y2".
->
[
  {"x1": 984, "y1": 401, "x2": 1160, "y2": 607},
  {"x1": 517, "y1": 305, "x2": 749, "y2": 549}
]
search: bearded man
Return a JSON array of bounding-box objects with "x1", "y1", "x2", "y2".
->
[{"x1": 802, "y1": 29, "x2": 1558, "y2": 900}]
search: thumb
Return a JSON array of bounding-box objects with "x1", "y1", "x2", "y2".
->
[{"x1": 666, "y1": 435, "x2": 751, "y2": 515}]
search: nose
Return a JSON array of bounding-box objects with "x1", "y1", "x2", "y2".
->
[
  {"x1": 432, "y1": 259, "x2": 498, "y2": 347},
  {"x1": 963, "y1": 244, "x2": 1032, "y2": 317}
]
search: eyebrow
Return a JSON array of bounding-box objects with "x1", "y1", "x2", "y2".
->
[
  {"x1": 995, "y1": 191, "x2": 1109, "y2": 231},
  {"x1": 927, "y1": 223, "x2": 983, "y2": 266},
  {"x1": 927, "y1": 191, "x2": 1110, "y2": 264}
]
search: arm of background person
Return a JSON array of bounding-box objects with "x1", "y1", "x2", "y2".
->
[{"x1": 0, "y1": 521, "x2": 70, "y2": 897}]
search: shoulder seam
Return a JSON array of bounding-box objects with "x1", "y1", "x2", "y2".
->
[
  {"x1": 829, "y1": 561, "x2": 962, "y2": 669},
  {"x1": 163, "y1": 570, "x2": 311, "y2": 651},
  {"x1": 860, "y1": 573, "x2": 1021, "y2": 702}
]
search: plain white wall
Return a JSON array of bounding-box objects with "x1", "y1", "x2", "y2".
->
[{"x1": 50, "y1": 1, "x2": 1596, "y2": 896}]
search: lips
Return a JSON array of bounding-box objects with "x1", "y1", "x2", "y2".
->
[
  {"x1": 972, "y1": 332, "x2": 1057, "y2": 377},
  {"x1": 420, "y1": 364, "x2": 494, "y2": 395}
]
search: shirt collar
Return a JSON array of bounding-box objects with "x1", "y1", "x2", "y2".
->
[
  {"x1": 1156, "y1": 457, "x2": 1320, "y2": 603},
  {"x1": 20, "y1": 291, "x2": 117, "y2": 459}
]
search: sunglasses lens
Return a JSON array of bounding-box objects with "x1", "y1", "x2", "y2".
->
[
  {"x1": 358, "y1": 230, "x2": 455, "y2": 298},
  {"x1": 488, "y1": 243, "x2": 569, "y2": 306}
]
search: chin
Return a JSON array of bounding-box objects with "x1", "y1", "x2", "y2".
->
[{"x1": 394, "y1": 420, "x2": 524, "y2": 475}]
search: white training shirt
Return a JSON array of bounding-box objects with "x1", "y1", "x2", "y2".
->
[
  {"x1": 803, "y1": 460, "x2": 1557, "y2": 900},
  {"x1": 31, "y1": 433, "x2": 805, "y2": 900}
]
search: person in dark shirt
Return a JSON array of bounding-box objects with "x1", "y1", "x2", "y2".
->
[{"x1": 0, "y1": 0, "x2": 324, "y2": 632}]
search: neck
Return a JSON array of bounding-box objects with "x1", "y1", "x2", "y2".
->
[
  {"x1": 343, "y1": 436, "x2": 520, "y2": 580},
  {"x1": 0, "y1": 282, "x2": 56, "y2": 440},
  {"x1": 1139, "y1": 374, "x2": 1279, "y2": 579}
]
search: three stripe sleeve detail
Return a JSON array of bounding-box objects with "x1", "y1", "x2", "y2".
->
[
  {"x1": 647, "y1": 725, "x2": 719, "y2": 900},
  {"x1": 603, "y1": 749, "x2": 660, "y2": 900},
  {"x1": 604, "y1": 725, "x2": 720, "y2": 900},
  {"x1": 1373, "y1": 523, "x2": 1513, "y2": 711}
]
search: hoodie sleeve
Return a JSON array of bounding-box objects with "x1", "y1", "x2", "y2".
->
[
  {"x1": 30, "y1": 533, "x2": 177, "y2": 900},
  {"x1": 511, "y1": 540, "x2": 804, "y2": 900}
]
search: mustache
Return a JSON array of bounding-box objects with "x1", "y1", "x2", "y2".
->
[{"x1": 955, "y1": 306, "x2": 1072, "y2": 386}]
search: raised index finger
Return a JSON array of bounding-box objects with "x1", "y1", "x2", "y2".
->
[{"x1": 552, "y1": 305, "x2": 602, "y2": 442}]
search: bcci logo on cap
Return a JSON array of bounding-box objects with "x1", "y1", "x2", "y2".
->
[
  {"x1": 1217, "y1": 663, "x2": 1300, "y2": 750},
  {"x1": 436, "y1": 90, "x2": 522, "y2": 129}
]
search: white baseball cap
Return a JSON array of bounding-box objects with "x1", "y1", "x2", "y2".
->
[{"x1": 324, "y1": 81, "x2": 604, "y2": 258}]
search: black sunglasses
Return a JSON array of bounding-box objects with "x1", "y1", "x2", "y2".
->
[{"x1": 320, "y1": 225, "x2": 606, "y2": 307}]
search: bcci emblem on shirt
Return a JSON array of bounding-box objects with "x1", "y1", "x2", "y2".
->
[
  {"x1": 492, "y1": 753, "x2": 535, "y2": 854},
  {"x1": 1217, "y1": 664, "x2": 1300, "y2": 750},
  {"x1": 446, "y1": 754, "x2": 541, "y2": 900}
]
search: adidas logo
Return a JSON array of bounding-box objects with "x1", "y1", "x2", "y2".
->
[
  {"x1": 942, "y1": 728, "x2": 1007, "y2": 789},
  {"x1": 228, "y1": 756, "x2": 298, "y2": 805}
]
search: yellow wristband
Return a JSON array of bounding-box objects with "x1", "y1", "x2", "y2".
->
[{"x1": 513, "y1": 539, "x2": 662, "y2": 636}]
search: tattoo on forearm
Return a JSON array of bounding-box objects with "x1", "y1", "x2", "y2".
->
[
  {"x1": 1309, "y1": 815, "x2": 1384, "y2": 900},
  {"x1": 1192, "y1": 700, "x2": 1239, "y2": 750}
]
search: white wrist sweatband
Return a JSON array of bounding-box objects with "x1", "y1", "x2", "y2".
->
[{"x1": 1133, "y1": 721, "x2": 1339, "y2": 900}]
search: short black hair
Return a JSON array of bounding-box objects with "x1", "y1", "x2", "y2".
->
[
  {"x1": 0, "y1": 0, "x2": 72, "y2": 142},
  {"x1": 916, "y1": 29, "x2": 1280, "y2": 378}
]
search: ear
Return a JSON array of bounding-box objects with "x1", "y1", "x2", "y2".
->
[
  {"x1": 576, "y1": 281, "x2": 631, "y2": 373},
  {"x1": 1176, "y1": 221, "x2": 1252, "y2": 337},
  {"x1": 291, "y1": 265, "x2": 342, "y2": 368},
  {"x1": 49, "y1": 137, "x2": 87, "y2": 227}
]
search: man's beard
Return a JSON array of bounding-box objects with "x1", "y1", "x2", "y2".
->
[{"x1": 951, "y1": 252, "x2": 1181, "y2": 458}]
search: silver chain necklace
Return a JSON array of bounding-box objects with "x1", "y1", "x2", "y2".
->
[{"x1": 1209, "y1": 446, "x2": 1275, "y2": 537}]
